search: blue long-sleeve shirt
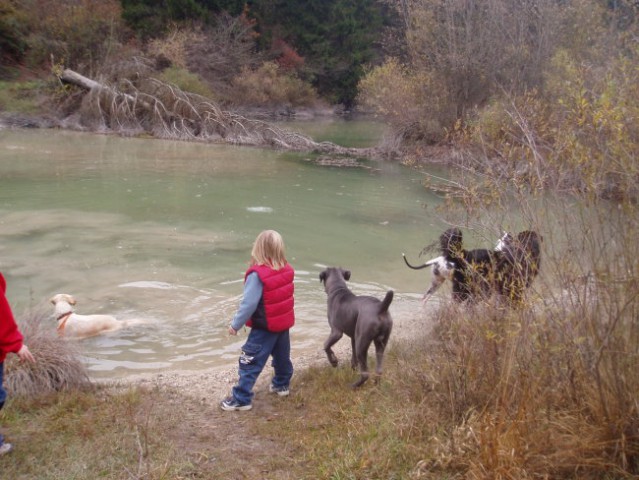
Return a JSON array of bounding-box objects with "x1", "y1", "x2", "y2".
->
[{"x1": 230, "y1": 272, "x2": 263, "y2": 331}]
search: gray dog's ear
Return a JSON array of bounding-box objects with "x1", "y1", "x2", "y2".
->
[
  {"x1": 319, "y1": 271, "x2": 327, "y2": 284},
  {"x1": 343, "y1": 270, "x2": 351, "y2": 281}
]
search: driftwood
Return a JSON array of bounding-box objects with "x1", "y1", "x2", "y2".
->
[
  {"x1": 56, "y1": 67, "x2": 376, "y2": 157},
  {"x1": 59, "y1": 68, "x2": 103, "y2": 91}
]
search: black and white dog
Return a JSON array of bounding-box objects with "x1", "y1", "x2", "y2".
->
[
  {"x1": 495, "y1": 230, "x2": 543, "y2": 304},
  {"x1": 403, "y1": 231, "x2": 512, "y2": 303},
  {"x1": 319, "y1": 267, "x2": 393, "y2": 388}
]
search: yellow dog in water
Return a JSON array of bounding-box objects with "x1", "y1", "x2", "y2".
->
[{"x1": 49, "y1": 293, "x2": 126, "y2": 339}]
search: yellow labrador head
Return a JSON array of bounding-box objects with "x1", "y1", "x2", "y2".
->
[{"x1": 49, "y1": 293, "x2": 77, "y2": 306}]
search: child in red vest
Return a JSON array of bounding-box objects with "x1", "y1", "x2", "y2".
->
[
  {"x1": 0, "y1": 272, "x2": 36, "y2": 455},
  {"x1": 221, "y1": 230, "x2": 295, "y2": 411}
]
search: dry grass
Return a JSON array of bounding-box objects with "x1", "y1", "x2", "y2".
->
[
  {"x1": 266, "y1": 276, "x2": 637, "y2": 479},
  {"x1": 4, "y1": 309, "x2": 90, "y2": 397},
  {"x1": 0, "y1": 386, "x2": 197, "y2": 480}
]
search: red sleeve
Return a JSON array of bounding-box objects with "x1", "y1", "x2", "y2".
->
[{"x1": 0, "y1": 272, "x2": 24, "y2": 362}]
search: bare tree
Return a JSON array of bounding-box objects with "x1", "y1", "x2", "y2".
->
[
  {"x1": 400, "y1": 0, "x2": 562, "y2": 114},
  {"x1": 185, "y1": 12, "x2": 263, "y2": 98}
]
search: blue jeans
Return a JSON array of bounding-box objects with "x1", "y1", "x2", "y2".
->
[
  {"x1": 0, "y1": 362, "x2": 6, "y2": 409},
  {"x1": 231, "y1": 328, "x2": 293, "y2": 405},
  {"x1": 0, "y1": 362, "x2": 5, "y2": 446}
]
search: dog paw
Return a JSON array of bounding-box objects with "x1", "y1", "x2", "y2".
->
[
  {"x1": 326, "y1": 352, "x2": 339, "y2": 367},
  {"x1": 351, "y1": 376, "x2": 369, "y2": 389}
]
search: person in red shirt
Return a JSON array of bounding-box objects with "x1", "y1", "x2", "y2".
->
[
  {"x1": 221, "y1": 230, "x2": 295, "y2": 411},
  {"x1": 0, "y1": 272, "x2": 36, "y2": 456}
]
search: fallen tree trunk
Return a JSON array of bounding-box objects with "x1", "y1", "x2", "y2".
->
[
  {"x1": 59, "y1": 69, "x2": 103, "y2": 91},
  {"x1": 59, "y1": 68, "x2": 147, "y2": 109},
  {"x1": 54, "y1": 67, "x2": 378, "y2": 160}
]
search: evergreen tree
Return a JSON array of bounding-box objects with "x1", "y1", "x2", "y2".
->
[
  {"x1": 251, "y1": 0, "x2": 384, "y2": 107},
  {"x1": 0, "y1": 1, "x2": 27, "y2": 71},
  {"x1": 120, "y1": 0, "x2": 386, "y2": 106},
  {"x1": 121, "y1": 0, "x2": 245, "y2": 37}
]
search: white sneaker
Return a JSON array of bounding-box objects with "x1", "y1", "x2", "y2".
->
[
  {"x1": 0, "y1": 443, "x2": 13, "y2": 456},
  {"x1": 220, "y1": 396, "x2": 252, "y2": 411},
  {"x1": 269, "y1": 384, "x2": 290, "y2": 397}
]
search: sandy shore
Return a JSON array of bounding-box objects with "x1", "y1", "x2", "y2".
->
[{"x1": 108, "y1": 298, "x2": 434, "y2": 404}]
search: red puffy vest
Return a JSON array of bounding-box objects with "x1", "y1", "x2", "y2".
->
[{"x1": 245, "y1": 264, "x2": 295, "y2": 332}]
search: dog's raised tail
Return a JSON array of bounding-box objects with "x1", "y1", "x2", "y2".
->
[
  {"x1": 402, "y1": 253, "x2": 433, "y2": 270},
  {"x1": 379, "y1": 290, "x2": 394, "y2": 313}
]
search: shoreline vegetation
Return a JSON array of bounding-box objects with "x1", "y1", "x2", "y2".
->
[{"x1": 1, "y1": 0, "x2": 638, "y2": 477}]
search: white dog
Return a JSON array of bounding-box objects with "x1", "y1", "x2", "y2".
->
[{"x1": 50, "y1": 293, "x2": 126, "y2": 339}]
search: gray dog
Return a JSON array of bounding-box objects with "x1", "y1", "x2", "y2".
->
[{"x1": 319, "y1": 267, "x2": 394, "y2": 388}]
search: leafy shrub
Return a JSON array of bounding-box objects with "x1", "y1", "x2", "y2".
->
[
  {"x1": 147, "y1": 26, "x2": 202, "y2": 70},
  {"x1": 542, "y1": 49, "x2": 639, "y2": 199},
  {"x1": 0, "y1": 0, "x2": 28, "y2": 73},
  {"x1": 271, "y1": 38, "x2": 304, "y2": 72},
  {"x1": 158, "y1": 66, "x2": 214, "y2": 99},
  {"x1": 468, "y1": 46, "x2": 639, "y2": 200},
  {"x1": 231, "y1": 61, "x2": 318, "y2": 107},
  {"x1": 358, "y1": 57, "x2": 454, "y2": 144},
  {"x1": 0, "y1": 80, "x2": 45, "y2": 113},
  {"x1": 17, "y1": 0, "x2": 126, "y2": 74}
]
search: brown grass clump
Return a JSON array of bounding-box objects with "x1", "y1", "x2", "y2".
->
[
  {"x1": 423, "y1": 295, "x2": 639, "y2": 479},
  {"x1": 4, "y1": 309, "x2": 90, "y2": 397}
]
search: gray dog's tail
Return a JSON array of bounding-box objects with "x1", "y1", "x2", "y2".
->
[{"x1": 379, "y1": 290, "x2": 394, "y2": 313}]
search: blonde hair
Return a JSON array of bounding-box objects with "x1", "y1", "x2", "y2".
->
[{"x1": 251, "y1": 230, "x2": 287, "y2": 269}]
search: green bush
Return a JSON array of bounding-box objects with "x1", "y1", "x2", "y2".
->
[
  {"x1": 358, "y1": 57, "x2": 454, "y2": 144},
  {"x1": 17, "y1": 0, "x2": 126, "y2": 74},
  {"x1": 468, "y1": 46, "x2": 639, "y2": 201},
  {"x1": 0, "y1": 0, "x2": 28, "y2": 72},
  {"x1": 147, "y1": 26, "x2": 199, "y2": 69},
  {"x1": 158, "y1": 66, "x2": 214, "y2": 99},
  {"x1": 231, "y1": 61, "x2": 318, "y2": 108},
  {"x1": 0, "y1": 80, "x2": 46, "y2": 113}
]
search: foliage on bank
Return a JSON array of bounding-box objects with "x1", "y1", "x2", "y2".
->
[
  {"x1": 0, "y1": 0, "x2": 388, "y2": 108},
  {"x1": 359, "y1": 0, "x2": 639, "y2": 199}
]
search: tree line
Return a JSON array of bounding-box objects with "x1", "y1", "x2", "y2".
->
[{"x1": 1, "y1": 0, "x2": 389, "y2": 107}]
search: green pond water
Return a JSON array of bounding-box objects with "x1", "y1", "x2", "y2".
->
[{"x1": 0, "y1": 122, "x2": 447, "y2": 378}]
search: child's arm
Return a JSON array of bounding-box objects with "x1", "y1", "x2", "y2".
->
[{"x1": 228, "y1": 272, "x2": 263, "y2": 335}]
